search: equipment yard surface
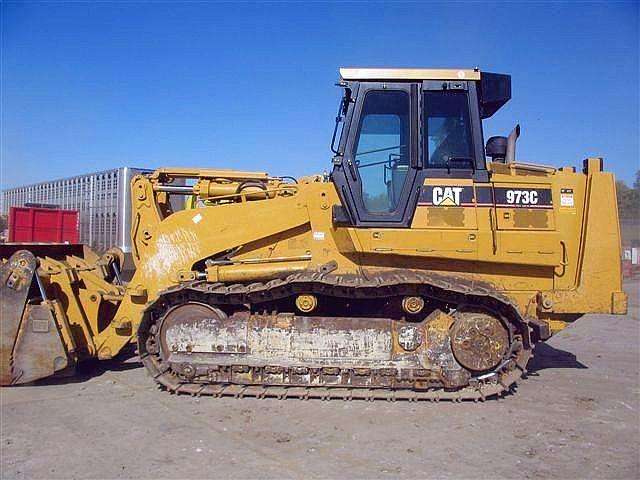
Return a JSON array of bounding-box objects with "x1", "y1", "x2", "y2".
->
[{"x1": 2, "y1": 282, "x2": 638, "y2": 480}]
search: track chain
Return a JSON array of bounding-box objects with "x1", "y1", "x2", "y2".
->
[{"x1": 139, "y1": 269, "x2": 533, "y2": 402}]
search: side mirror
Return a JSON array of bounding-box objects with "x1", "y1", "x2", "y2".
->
[{"x1": 485, "y1": 136, "x2": 508, "y2": 163}]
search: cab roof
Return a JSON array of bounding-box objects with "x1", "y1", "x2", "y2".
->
[{"x1": 339, "y1": 68, "x2": 481, "y2": 81}]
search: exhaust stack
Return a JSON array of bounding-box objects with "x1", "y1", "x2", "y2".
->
[{"x1": 505, "y1": 124, "x2": 520, "y2": 163}]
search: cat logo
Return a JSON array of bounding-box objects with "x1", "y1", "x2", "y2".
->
[{"x1": 432, "y1": 186, "x2": 463, "y2": 206}]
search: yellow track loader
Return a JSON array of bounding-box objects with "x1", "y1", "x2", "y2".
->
[{"x1": 0, "y1": 68, "x2": 627, "y2": 400}]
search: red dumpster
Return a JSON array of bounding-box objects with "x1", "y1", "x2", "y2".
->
[{"x1": 8, "y1": 206, "x2": 79, "y2": 243}]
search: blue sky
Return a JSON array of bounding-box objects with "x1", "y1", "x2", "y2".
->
[{"x1": 1, "y1": 1, "x2": 638, "y2": 189}]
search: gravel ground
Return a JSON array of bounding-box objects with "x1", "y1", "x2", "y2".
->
[{"x1": 1, "y1": 281, "x2": 638, "y2": 480}]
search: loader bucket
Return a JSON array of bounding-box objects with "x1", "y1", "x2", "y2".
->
[{"x1": 0, "y1": 249, "x2": 77, "y2": 385}]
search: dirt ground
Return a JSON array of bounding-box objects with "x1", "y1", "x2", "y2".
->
[{"x1": 1, "y1": 282, "x2": 638, "y2": 480}]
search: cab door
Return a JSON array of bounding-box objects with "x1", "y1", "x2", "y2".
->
[{"x1": 412, "y1": 82, "x2": 482, "y2": 232}]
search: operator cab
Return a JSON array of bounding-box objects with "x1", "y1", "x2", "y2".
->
[{"x1": 331, "y1": 68, "x2": 511, "y2": 227}]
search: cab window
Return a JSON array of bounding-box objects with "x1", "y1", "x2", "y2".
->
[
  {"x1": 425, "y1": 91, "x2": 474, "y2": 169},
  {"x1": 353, "y1": 90, "x2": 410, "y2": 213}
]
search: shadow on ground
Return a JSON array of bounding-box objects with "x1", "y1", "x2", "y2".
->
[
  {"x1": 527, "y1": 342, "x2": 588, "y2": 373},
  {"x1": 18, "y1": 345, "x2": 142, "y2": 387}
]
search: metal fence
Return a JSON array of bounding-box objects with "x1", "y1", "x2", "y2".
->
[{"x1": 2, "y1": 167, "x2": 150, "y2": 253}]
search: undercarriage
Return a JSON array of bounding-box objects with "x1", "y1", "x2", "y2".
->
[{"x1": 139, "y1": 270, "x2": 532, "y2": 401}]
